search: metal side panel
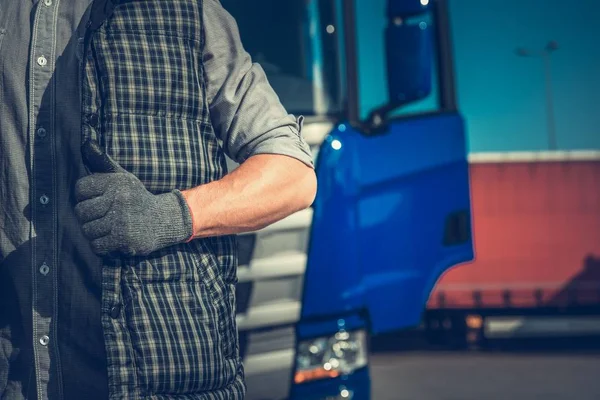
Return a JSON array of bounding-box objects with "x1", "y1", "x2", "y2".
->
[
  {"x1": 244, "y1": 349, "x2": 296, "y2": 400},
  {"x1": 236, "y1": 209, "x2": 313, "y2": 400},
  {"x1": 229, "y1": 121, "x2": 331, "y2": 400},
  {"x1": 236, "y1": 209, "x2": 313, "y2": 329}
]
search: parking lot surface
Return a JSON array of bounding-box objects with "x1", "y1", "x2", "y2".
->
[{"x1": 371, "y1": 349, "x2": 600, "y2": 400}]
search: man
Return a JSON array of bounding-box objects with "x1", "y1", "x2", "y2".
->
[{"x1": 0, "y1": 0, "x2": 316, "y2": 398}]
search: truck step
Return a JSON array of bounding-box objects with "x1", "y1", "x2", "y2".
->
[
  {"x1": 237, "y1": 252, "x2": 307, "y2": 283},
  {"x1": 236, "y1": 301, "x2": 301, "y2": 331}
]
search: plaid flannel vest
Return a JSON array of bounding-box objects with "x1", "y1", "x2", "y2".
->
[{"x1": 81, "y1": 0, "x2": 245, "y2": 398}]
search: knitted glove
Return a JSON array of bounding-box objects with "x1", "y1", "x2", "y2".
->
[{"x1": 75, "y1": 140, "x2": 194, "y2": 256}]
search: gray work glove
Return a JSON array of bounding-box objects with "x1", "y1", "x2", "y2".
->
[{"x1": 75, "y1": 140, "x2": 194, "y2": 256}]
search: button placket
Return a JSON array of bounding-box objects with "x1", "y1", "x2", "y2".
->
[{"x1": 29, "y1": 2, "x2": 60, "y2": 398}]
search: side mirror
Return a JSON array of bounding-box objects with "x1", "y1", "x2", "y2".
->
[
  {"x1": 364, "y1": 0, "x2": 433, "y2": 130},
  {"x1": 386, "y1": 19, "x2": 433, "y2": 105}
]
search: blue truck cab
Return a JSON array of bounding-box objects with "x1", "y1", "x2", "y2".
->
[{"x1": 220, "y1": 0, "x2": 474, "y2": 398}]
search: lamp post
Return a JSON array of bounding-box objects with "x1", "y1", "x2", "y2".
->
[{"x1": 515, "y1": 41, "x2": 559, "y2": 151}]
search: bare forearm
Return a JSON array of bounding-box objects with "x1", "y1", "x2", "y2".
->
[{"x1": 181, "y1": 154, "x2": 317, "y2": 238}]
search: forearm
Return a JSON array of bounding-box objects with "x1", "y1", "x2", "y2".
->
[
  {"x1": 181, "y1": 154, "x2": 317, "y2": 238},
  {"x1": 190, "y1": 2, "x2": 316, "y2": 239}
]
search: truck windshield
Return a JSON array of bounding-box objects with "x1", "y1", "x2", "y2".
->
[{"x1": 221, "y1": 0, "x2": 343, "y2": 117}]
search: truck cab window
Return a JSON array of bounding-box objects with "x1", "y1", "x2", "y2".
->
[{"x1": 221, "y1": 0, "x2": 343, "y2": 118}]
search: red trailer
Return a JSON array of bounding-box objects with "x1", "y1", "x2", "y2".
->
[{"x1": 425, "y1": 151, "x2": 600, "y2": 346}]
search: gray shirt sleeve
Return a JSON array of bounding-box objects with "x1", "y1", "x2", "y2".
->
[{"x1": 202, "y1": 0, "x2": 314, "y2": 168}]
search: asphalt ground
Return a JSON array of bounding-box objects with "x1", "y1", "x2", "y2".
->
[{"x1": 370, "y1": 337, "x2": 600, "y2": 400}]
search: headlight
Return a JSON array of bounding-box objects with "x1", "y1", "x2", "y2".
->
[{"x1": 294, "y1": 330, "x2": 367, "y2": 384}]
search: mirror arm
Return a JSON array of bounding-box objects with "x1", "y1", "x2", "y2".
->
[{"x1": 357, "y1": 100, "x2": 409, "y2": 136}]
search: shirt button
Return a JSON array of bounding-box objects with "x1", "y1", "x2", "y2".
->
[
  {"x1": 43, "y1": 0, "x2": 52, "y2": 6},
  {"x1": 39, "y1": 335, "x2": 50, "y2": 346},
  {"x1": 36, "y1": 127, "x2": 47, "y2": 138},
  {"x1": 109, "y1": 304, "x2": 121, "y2": 319},
  {"x1": 85, "y1": 113, "x2": 100, "y2": 128},
  {"x1": 39, "y1": 263, "x2": 50, "y2": 276},
  {"x1": 37, "y1": 56, "x2": 47, "y2": 67},
  {"x1": 39, "y1": 194, "x2": 50, "y2": 205}
]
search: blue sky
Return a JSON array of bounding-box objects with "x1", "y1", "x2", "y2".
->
[{"x1": 356, "y1": 0, "x2": 600, "y2": 152}]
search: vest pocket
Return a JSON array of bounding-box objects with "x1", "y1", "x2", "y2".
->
[
  {"x1": 121, "y1": 279, "x2": 238, "y2": 395},
  {"x1": 188, "y1": 239, "x2": 239, "y2": 361}
]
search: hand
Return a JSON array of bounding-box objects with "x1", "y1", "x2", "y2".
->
[{"x1": 75, "y1": 140, "x2": 193, "y2": 256}]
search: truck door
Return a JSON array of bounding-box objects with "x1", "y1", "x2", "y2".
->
[{"x1": 301, "y1": 0, "x2": 475, "y2": 335}]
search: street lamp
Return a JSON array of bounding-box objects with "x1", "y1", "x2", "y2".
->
[{"x1": 515, "y1": 41, "x2": 559, "y2": 150}]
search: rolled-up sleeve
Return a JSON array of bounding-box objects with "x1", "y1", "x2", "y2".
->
[{"x1": 202, "y1": 0, "x2": 314, "y2": 167}]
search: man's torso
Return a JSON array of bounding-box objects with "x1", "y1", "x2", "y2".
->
[{"x1": 0, "y1": 1, "x2": 244, "y2": 398}]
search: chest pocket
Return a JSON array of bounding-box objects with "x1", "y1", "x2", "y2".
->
[{"x1": 88, "y1": 0, "x2": 224, "y2": 194}]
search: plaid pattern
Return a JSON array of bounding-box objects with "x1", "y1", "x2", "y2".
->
[{"x1": 81, "y1": 0, "x2": 244, "y2": 398}]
